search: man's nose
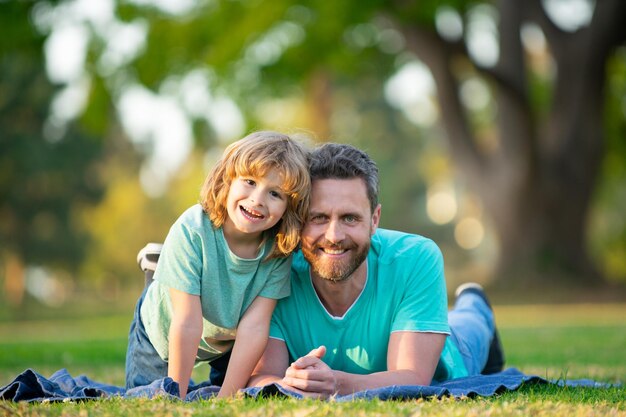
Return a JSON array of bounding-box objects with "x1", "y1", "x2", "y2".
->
[{"x1": 324, "y1": 220, "x2": 345, "y2": 243}]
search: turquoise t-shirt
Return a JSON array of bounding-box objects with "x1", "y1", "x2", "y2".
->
[
  {"x1": 141, "y1": 204, "x2": 291, "y2": 362},
  {"x1": 269, "y1": 228, "x2": 468, "y2": 382}
]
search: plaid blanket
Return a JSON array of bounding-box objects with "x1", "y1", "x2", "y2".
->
[{"x1": 1, "y1": 367, "x2": 612, "y2": 403}]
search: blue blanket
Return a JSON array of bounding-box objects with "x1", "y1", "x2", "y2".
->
[{"x1": 0, "y1": 368, "x2": 611, "y2": 403}]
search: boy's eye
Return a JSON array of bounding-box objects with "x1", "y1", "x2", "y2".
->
[
  {"x1": 269, "y1": 190, "x2": 283, "y2": 199},
  {"x1": 244, "y1": 179, "x2": 256, "y2": 186}
]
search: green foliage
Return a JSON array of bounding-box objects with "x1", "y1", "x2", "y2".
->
[
  {"x1": 588, "y1": 50, "x2": 626, "y2": 282},
  {"x1": 2, "y1": 0, "x2": 626, "y2": 314},
  {"x1": 75, "y1": 0, "x2": 625, "y2": 286},
  {"x1": 0, "y1": 1, "x2": 106, "y2": 271},
  {"x1": 78, "y1": 151, "x2": 204, "y2": 287}
]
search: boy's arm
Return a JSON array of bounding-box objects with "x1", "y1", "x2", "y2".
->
[
  {"x1": 168, "y1": 287, "x2": 203, "y2": 399},
  {"x1": 217, "y1": 296, "x2": 277, "y2": 398}
]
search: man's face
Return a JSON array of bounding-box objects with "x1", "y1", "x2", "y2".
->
[{"x1": 301, "y1": 178, "x2": 381, "y2": 282}]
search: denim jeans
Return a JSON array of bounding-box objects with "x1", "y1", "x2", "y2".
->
[
  {"x1": 448, "y1": 291, "x2": 495, "y2": 375},
  {"x1": 125, "y1": 286, "x2": 231, "y2": 388}
]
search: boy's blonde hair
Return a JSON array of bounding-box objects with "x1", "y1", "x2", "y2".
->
[{"x1": 200, "y1": 131, "x2": 310, "y2": 259}]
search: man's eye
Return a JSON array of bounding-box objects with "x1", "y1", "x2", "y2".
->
[
  {"x1": 344, "y1": 215, "x2": 357, "y2": 223},
  {"x1": 309, "y1": 215, "x2": 326, "y2": 223}
]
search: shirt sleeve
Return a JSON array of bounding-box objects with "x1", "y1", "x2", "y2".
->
[
  {"x1": 268, "y1": 311, "x2": 286, "y2": 340},
  {"x1": 391, "y1": 239, "x2": 450, "y2": 334},
  {"x1": 153, "y1": 215, "x2": 203, "y2": 295},
  {"x1": 259, "y1": 254, "x2": 292, "y2": 300}
]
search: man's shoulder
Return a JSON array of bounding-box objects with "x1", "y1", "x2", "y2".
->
[
  {"x1": 371, "y1": 228, "x2": 441, "y2": 260},
  {"x1": 370, "y1": 229, "x2": 443, "y2": 276},
  {"x1": 290, "y1": 250, "x2": 310, "y2": 277}
]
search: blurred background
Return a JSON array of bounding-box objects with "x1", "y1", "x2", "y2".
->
[{"x1": 2, "y1": 0, "x2": 626, "y2": 321}]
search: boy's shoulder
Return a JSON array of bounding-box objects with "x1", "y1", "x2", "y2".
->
[{"x1": 175, "y1": 204, "x2": 211, "y2": 228}]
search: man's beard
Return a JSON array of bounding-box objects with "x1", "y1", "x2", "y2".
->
[{"x1": 302, "y1": 238, "x2": 370, "y2": 282}]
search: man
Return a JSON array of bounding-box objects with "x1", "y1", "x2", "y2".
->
[
  {"x1": 247, "y1": 143, "x2": 504, "y2": 398},
  {"x1": 137, "y1": 143, "x2": 504, "y2": 398}
]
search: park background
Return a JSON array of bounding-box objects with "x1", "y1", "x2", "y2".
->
[{"x1": 1, "y1": 0, "x2": 626, "y2": 398}]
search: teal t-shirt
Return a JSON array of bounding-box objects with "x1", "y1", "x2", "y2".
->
[
  {"x1": 141, "y1": 204, "x2": 291, "y2": 362},
  {"x1": 269, "y1": 228, "x2": 468, "y2": 382}
]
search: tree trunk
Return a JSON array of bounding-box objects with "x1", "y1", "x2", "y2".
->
[
  {"x1": 482, "y1": 165, "x2": 600, "y2": 290},
  {"x1": 400, "y1": 0, "x2": 626, "y2": 288},
  {"x1": 477, "y1": 0, "x2": 608, "y2": 288}
]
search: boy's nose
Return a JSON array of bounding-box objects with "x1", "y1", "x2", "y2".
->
[{"x1": 250, "y1": 189, "x2": 265, "y2": 206}]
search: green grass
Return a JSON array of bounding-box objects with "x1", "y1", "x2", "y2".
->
[
  {"x1": 0, "y1": 315, "x2": 131, "y2": 385},
  {"x1": 1, "y1": 304, "x2": 625, "y2": 416}
]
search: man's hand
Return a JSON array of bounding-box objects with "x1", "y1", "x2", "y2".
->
[
  {"x1": 281, "y1": 346, "x2": 338, "y2": 399},
  {"x1": 281, "y1": 332, "x2": 446, "y2": 398}
]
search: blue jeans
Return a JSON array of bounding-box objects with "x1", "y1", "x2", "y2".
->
[
  {"x1": 448, "y1": 291, "x2": 495, "y2": 375},
  {"x1": 125, "y1": 286, "x2": 231, "y2": 388}
]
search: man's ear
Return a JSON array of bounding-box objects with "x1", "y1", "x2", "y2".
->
[{"x1": 370, "y1": 204, "x2": 381, "y2": 234}]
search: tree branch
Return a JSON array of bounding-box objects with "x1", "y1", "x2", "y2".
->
[
  {"x1": 523, "y1": 0, "x2": 569, "y2": 55},
  {"x1": 558, "y1": 0, "x2": 625, "y2": 166},
  {"x1": 531, "y1": 0, "x2": 623, "y2": 204},
  {"x1": 587, "y1": 0, "x2": 626, "y2": 57},
  {"x1": 492, "y1": 0, "x2": 536, "y2": 175},
  {"x1": 400, "y1": 25, "x2": 487, "y2": 180},
  {"x1": 496, "y1": 0, "x2": 527, "y2": 97}
]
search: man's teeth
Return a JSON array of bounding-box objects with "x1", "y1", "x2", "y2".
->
[{"x1": 323, "y1": 248, "x2": 346, "y2": 254}]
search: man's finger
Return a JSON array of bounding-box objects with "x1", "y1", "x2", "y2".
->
[
  {"x1": 285, "y1": 366, "x2": 326, "y2": 381},
  {"x1": 291, "y1": 355, "x2": 322, "y2": 370},
  {"x1": 276, "y1": 381, "x2": 328, "y2": 400},
  {"x1": 282, "y1": 376, "x2": 332, "y2": 398},
  {"x1": 306, "y1": 345, "x2": 326, "y2": 359},
  {"x1": 291, "y1": 346, "x2": 326, "y2": 369}
]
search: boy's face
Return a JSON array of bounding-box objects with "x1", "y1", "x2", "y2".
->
[
  {"x1": 301, "y1": 178, "x2": 381, "y2": 282},
  {"x1": 224, "y1": 169, "x2": 288, "y2": 238}
]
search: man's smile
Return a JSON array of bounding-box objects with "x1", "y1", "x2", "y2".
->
[{"x1": 319, "y1": 247, "x2": 348, "y2": 255}]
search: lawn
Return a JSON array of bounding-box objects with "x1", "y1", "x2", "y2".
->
[{"x1": 1, "y1": 303, "x2": 625, "y2": 416}]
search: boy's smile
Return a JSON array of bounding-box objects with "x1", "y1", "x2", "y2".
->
[{"x1": 239, "y1": 205, "x2": 265, "y2": 221}]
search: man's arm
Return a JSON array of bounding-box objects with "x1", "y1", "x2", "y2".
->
[
  {"x1": 248, "y1": 337, "x2": 291, "y2": 387},
  {"x1": 217, "y1": 296, "x2": 276, "y2": 398},
  {"x1": 282, "y1": 331, "x2": 446, "y2": 398}
]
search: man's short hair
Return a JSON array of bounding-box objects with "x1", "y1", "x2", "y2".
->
[{"x1": 309, "y1": 143, "x2": 379, "y2": 213}]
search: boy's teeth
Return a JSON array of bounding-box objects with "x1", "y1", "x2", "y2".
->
[{"x1": 241, "y1": 206, "x2": 263, "y2": 218}]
